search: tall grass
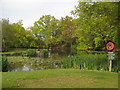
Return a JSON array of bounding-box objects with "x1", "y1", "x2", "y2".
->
[{"x1": 61, "y1": 54, "x2": 119, "y2": 72}]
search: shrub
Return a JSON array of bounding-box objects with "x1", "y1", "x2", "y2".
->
[
  {"x1": 0, "y1": 56, "x2": 9, "y2": 72},
  {"x1": 61, "y1": 54, "x2": 119, "y2": 72},
  {"x1": 40, "y1": 49, "x2": 49, "y2": 58},
  {"x1": 22, "y1": 49, "x2": 36, "y2": 57}
]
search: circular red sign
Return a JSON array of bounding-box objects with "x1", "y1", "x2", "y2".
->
[{"x1": 106, "y1": 42, "x2": 115, "y2": 51}]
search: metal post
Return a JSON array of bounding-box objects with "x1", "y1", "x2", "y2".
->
[
  {"x1": 109, "y1": 60, "x2": 112, "y2": 72},
  {"x1": 106, "y1": 41, "x2": 115, "y2": 72}
]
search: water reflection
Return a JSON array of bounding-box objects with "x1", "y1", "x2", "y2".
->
[
  {"x1": 8, "y1": 54, "x2": 62, "y2": 72},
  {"x1": 22, "y1": 65, "x2": 30, "y2": 71}
]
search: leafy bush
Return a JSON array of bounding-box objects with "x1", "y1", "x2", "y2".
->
[
  {"x1": 0, "y1": 56, "x2": 9, "y2": 72},
  {"x1": 40, "y1": 49, "x2": 49, "y2": 58},
  {"x1": 61, "y1": 54, "x2": 119, "y2": 72},
  {"x1": 22, "y1": 49, "x2": 36, "y2": 57}
]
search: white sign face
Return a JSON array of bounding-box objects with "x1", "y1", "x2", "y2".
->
[
  {"x1": 108, "y1": 55, "x2": 115, "y2": 60},
  {"x1": 107, "y1": 52, "x2": 115, "y2": 60}
]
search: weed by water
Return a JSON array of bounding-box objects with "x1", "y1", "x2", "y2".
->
[{"x1": 61, "y1": 54, "x2": 119, "y2": 72}]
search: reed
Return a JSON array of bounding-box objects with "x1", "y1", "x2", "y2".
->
[{"x1": 61, "y1": 54, "x2": 119, "y2": 72}]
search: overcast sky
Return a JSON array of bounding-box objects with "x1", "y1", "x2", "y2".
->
[{"x1": 0, "y1": 0, "x2": 78, "y2": 28}]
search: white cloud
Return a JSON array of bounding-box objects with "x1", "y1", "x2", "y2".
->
[{"x1": 1, "y1": 0, "x2": 78, "y2": 28}]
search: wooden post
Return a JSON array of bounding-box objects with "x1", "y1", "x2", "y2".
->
[{"x1": 109, "y1": 60, "x2": 112, "y2": 72}]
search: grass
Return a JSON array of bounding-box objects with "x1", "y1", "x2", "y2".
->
[{"x1": 2, "y1": 69, "x2": 118, "y2": 88}]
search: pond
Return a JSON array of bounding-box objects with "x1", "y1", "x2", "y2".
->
[
  {"x1": 7, "y1": 52, "x2": 68, "y2": 72},
  {"x1": 6, "y1": 50, "x2": 106, "y2": 72}
]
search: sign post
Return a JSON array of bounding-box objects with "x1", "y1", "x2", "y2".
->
[{"x1": 106, "y1": 41, "x2": 115, "y2": 72}]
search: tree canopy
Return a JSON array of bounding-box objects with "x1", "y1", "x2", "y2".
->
[
  {"x1": 71, "y1": 2, "x2": 119, "y2": 50},
  {"x1": 1, "y1": 2, "x2": 119, "y2": 52}
]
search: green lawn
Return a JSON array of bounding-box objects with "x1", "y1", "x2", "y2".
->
[{"x1": 2, "y1": 69, "x2": 118, "y2": 88}]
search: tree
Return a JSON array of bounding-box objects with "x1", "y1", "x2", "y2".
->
[
  {"x1": 2, "y1": 19, "x2": 15, "y2": 51},
  {"x1": 24, "y1": 30, "x2": 36, "y2": 47},
  {"x1": 59, "y1": 16, "x2": 77, "y2": 53},
  {"x1": 11, "y1": 20, "x2": 27, "y2": 47},
  {"x1": 71, "y1": 2, "x2": 119, "y2": 50},
  {"x1": 30, "y1": 15, "x2": 60, "y2": 49},
  {"x1": 2, "y1": 19, "x2": 30, "y2": 51}
]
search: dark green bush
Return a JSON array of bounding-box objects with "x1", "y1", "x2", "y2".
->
[
  {"x1": 40, "y1": 49, "x2": 49, "y2": 58},
  {"x1": 61, "y1": 54, "x2": 119, "y2": 72},
  {"x1": 0, "y1": 56, "x2": 9, "y2": 72},
  {"x1": 22, "y1": 49, "x2": 36, "y2": 57}
]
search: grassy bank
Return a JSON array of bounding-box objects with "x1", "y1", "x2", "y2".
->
[
  {"x1": 2, "y1": 69, "x2": 118, "y2": 88},
  {"x1": 1, "y1": 48, "x2": 27, "y2": 56}
]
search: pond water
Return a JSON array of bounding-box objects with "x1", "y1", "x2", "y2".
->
[{"x1": 7, "y1": 52, "x2": 68, "y2": 72}]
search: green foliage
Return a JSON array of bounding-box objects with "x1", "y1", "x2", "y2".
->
[
  {"x1": 94, "y1": 37, "x2": 103, "y2": 48},
  {"x1": 2, "y1": 19, "x2": 15, "y2": 51},
  {"x1": 59, "y1": 16, "x2": 77, "y2": 53},
  {"x1": 0, "y1": 56, "x2": 9, "y2": 72},
  {"x1": 76, "y1": 51, "x2": 88, "y2": 55},
  {"x1": 76, "y1": 42, "x2": 88, "y2": 50},
  {"x1": 30, "y1": 15, "x2": 60, "y2": 48},
  {"x1": 72, "y1": 2, "x2": 119, "y2": 50},
  {"x1": 2, "y1": 19, "x2": 31, "y2": 51},
  {"x1": 40, "y1": 49, "x2": 49, "y2": 58},
  {"x1": 22, "y1": 49, "x2": 36, "y2": 57},
  {"x1": 1, "y1": 2, "x2": 119, "y2": 52},
  {"x1": 61, "y1": 54, "x2": 119, "y2": 72},
  {"x1": 112, "y1": 55, "x2": 120, "y2": 72}
]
